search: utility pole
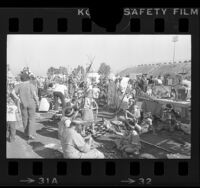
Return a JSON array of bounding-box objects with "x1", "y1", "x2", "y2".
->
[{"x1": 172, "y1": 36, "x2": 178, "y2": 63}]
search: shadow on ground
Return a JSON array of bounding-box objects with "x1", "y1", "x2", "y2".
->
[
  {"x1": 36, "y1": 127, "x2": 58, "y2": 139},
  {"x1": 93, "y1": 138, "x2": 123, "y2": 159},
  {"x1": 39, "y1": 119, "x2": 59, "y2": 127},
  {"x1": 29, "y1": 141, "x2": 63, "y2": 158},
  {"x1": 16, "y1": 130, "x2": 28, "y2": 141}
]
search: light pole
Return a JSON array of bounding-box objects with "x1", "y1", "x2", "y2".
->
[{"x1": 172, "y1": 36, "x2": 178, "y2": 63}]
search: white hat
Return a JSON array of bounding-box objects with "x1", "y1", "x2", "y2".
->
[
  {"x1": 61, "y1": 117, "x2": 71, "y2": 128},
  {"x1": 64, "y1": 119, "x2": 71, "y2": 128}
]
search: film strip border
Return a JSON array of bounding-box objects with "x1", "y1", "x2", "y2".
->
[
  {"x1": 4, "y1": 160, "x2": 190, "y2": 185},
  {"x1": 0, "y1": 8, "x2": 199, "y2": 186},
  {"x1": 4, "y1": 16, "x2": 192, "y2": 33},
  {"x1": 0, "y1": 8, "x2": 199, "y2": 33}
]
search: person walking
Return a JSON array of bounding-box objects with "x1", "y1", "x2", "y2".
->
[{"x1": 11, "y1": 72, "x2": 39, "y2": 141}]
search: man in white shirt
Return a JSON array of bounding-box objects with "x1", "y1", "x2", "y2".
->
[{"x1": 49, "y1": 83, "x2": 68, "y2": 111}]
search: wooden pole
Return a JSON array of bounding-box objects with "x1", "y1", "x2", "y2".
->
[
  {"x1": 172, "y1": 41, "x2": 176, "y2": 63},
  {"x1": 140, "y1": 139, "x2": 174, "y2": 153}
]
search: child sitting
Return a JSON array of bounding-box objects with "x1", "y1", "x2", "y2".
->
[{"x1": 140, "y1": 112, "x2": 156, "y2": 134}]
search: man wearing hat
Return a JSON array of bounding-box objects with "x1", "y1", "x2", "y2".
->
[{"x1": 58, "y1": 117, "x2": 104, "y2": 159}]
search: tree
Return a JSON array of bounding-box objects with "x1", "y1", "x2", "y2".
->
[
  {"x1": 76, "y1": 65, "x2": 85, "y2": 80},
  {"x1": 47, "y1": 66, "x2": 69, "y2": 76},
  {"x1": 98, "y1": 62, "x2": 111, "y2": 77},
  {"x1": 47, "y1": 67, "x2": 56, "y2": 76},
  {"x1": 71, "y1": 65, "x2": 85, "y2": 82},
  {"x1": 59, "y1": 66, "x2": 68, "y2": 75}
]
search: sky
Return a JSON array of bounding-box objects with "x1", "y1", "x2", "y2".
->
[{"x1": 7, "y1": 35, "x2": 191, "y2": 76}]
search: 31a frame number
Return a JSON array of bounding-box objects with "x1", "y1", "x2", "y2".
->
[{"x1": 38, "y1": 177, "x2": 58, "y2": 185}]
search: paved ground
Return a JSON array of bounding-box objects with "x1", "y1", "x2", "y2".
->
[
  {"x1": 7, "y1": 111, "x2": 119, "y2": 159},
  {"x1": 7, "y1": 111, "x2": 191, "y2": 159},
  {"x1": 7, "y1": 112, "x2": 63, "y2": 158}
]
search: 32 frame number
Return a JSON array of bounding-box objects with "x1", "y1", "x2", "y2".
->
[{"x1": 138, "y1": 178, "x2": 152, "y2": 184}]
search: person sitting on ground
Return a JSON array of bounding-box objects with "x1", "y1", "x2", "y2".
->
[
  {"x1": 58, "y1": 117, "x2": 104, "y2": 159},
  {"x1": 118, "y1": 98, "x2": 142, "y2": 133},
  {"x1": 125, "y1": 99, "x2": 142, "y2": 133}
]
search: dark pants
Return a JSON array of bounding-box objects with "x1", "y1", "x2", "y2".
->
[
  {"x1": 143, "y1": 85, "x2": 147, "y2": 93},
  {"x1": 20, "y1": 103, "x2": 36, "y2": 137},
  {"x1": 53, "y1": 91, "x2": 66, "y2": 110},
  {"x1": 7, "y1": 121, "x2": 16, "y2": 142},
  {"x1": 38, "y1": 88, "x2": 42, "y2": 101}
]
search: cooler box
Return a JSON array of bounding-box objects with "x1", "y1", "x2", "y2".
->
[{"x1": 39, "y1": 98, "x2": 50, "y2": 112}]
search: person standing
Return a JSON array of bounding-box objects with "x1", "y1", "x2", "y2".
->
[
  {"x1": 48, "y1": 82, "x2": 68, "y2": 111},
  {"x1": 11, "y1": 73, "x2": 39, "y2": 141},
  {"x1": 7, "y1": 85, "x2": 20, "y2": 143},
  {"x1": 148, "y1": 75, "x2": 154, "y2": 85},
  {"x1": 29, "y1": 74, "x2": 39, "y2": 103},
  {"x1": 107, "y1": 79, "x2": 115, "y2": 109},
  {"x1": 141, "y1": 74, "x2": 148, "y2": 93},
  {"x1": 36, "y1": 77, "x2": 43, "y2": 101}
]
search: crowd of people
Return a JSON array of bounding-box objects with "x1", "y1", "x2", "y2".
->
[{"x1": 7, "y1": 66, "x2": 191, "y2": 158}]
